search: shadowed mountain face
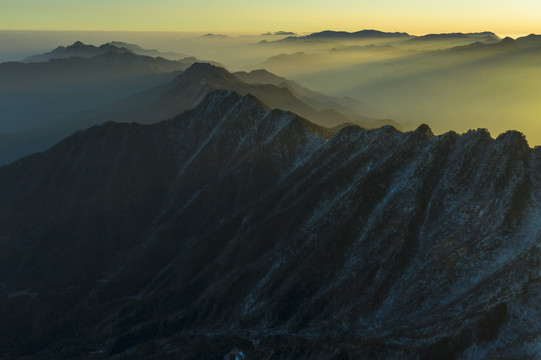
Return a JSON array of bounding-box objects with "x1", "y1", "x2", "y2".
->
[
  {"x1": 1, "y1": 90, "x2": 540, "y2": 359},
  {"x1": 0, "y1": 62, "x2": 392, "y2": 166}
]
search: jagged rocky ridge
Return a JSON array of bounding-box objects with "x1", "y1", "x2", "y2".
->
[{"x1": 1, "y1": 90, "x2": 540, "y2": 359}]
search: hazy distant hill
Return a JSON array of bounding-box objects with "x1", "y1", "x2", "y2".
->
[
  {"x1": 0, "y1": 51, "x2": 195, "y2": 132},
  {"x1": 263, "y1": 30, "x2": 502, "y2": 48},
  {"x1": 200, "y1": 33, "x2": 230, "y2": 39},
  {"x1": 391, "y1": 32, "x2": 500, "y2": 50},
  {"x1": 233, "y1": 68, "x2": 360, "y2": 113},
  {"x1": 234, "y1": 68, "x2": 399, "y2": 128},
  {"x1": 409, "y1": 31, "x2": 499, "y2": 42},
  {"x1": 0, "y1": 63, "x2": 396, "y2": 165},
  {"x1": 61, "y1": 62, "x2": 365, "y2": 127},
  {"x1": 515, "y1": 33, "x2": 541, "y2": 46},
  {"x1": 105, "y1": 41, "x2": 188, "y2": 60},
  {"x1": 23, "y1": 40, "x2": 188, "y2": 62},
  {"x1": 0, "y1": 42, "x2": 227, "y2": 134},
  {"x1": 277, "y1": 29, "x2": 412, "y2": 42},
  {"x1": 253, "y1": 31, "x2": 541, "y2": 144},
  {"x1": 262, "y1": 31, "x2": 296, "y2": 36},
  {"x1": 23, "y1": 41, "x2": 131, "y2": 62}
]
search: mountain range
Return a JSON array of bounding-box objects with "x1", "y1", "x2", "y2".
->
[
  {"x1": 23, "y1": 41, "x2": 188, "y2": 62},
  {"x1": 0, "y1": 62, "x2": 395, "y2": 166},
  {"x1": 276, "y1": 30, "x2": 413, "y2": 42},
  {"x1": 0, "y1": 50, "x2": 188, "y2": 133},
  {"x1": 0, "y1": 89, "x2": 540, "y2": 359},
  {"x1": 260, "y1": 30, "x2": 503, "y2": 50},
  {"x1": 3, "y1": 32, "x2": 541, "y2": 360},
  {"x1": 251, "y1": 30, "x2": 541, "y2": 145},
  {"x1": 0, "y1": 41, "x2": 226, "y2": 133}
]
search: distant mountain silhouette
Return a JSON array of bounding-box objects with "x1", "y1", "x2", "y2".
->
[
  {"x1": 261, "y1": 30, "x2": 505, "y2": 51},
  {"x1": 262, "y1": 31, "x2": 296, "y2": 36},
  {"x1": 105, "y1": 41, "x2": 188, "y2": 60},
  {"x1": 386, "y1": 32, "x2": 501, "y2": 51},
  {"x1": 200, "y1": 33, "x2": 230, "y2": 39},
  {"x1": 23, "y1": 41, "x2": 131, "y2": 62},
  {"x1": 23, "y1": 40, "x2": 202, "y2": 62},
  {"x1": 233, "y1": 68, "x2": 358, "y2": 113},
  {"x1": 234, "y1": 68, "x2": 398, "y2": 128},
  {"x1": 513, "y1": 34, "x2": 541, "y2": 47},
  {"x1": 67, "y1": 62, "x2": 358, "y2": 127},
  {"x1": 442, "y1": 34, "x2": 541, "y2": 54},
  {"x1": 278, "y1": 30, "x2": 412, "y2": 42},
  {"x1": 408, "y1": 32, "x2": 500, "y2": 43}
]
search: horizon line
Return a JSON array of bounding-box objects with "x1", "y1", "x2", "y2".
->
[{"x1": 0, "y1": 28, "x2": 536, "y2": 39}]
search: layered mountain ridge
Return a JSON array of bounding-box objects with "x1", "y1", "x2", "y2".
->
[
  {"x1": 0, "y1": 90, "x2": 540, "y2": 359},
  {"x1": 23, "y1": 41, "x2": 190, "y2": 62},
  {"x1": 0, "y1": 49, "x2": 195, "y2": 134},
  {"x1": 274, "y1": 30, "x2": 413, "y2": 42},
  {"x1": 0, "y1": 62, "x2": 390, "y2": 166}
]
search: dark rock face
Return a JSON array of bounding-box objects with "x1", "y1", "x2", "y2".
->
[{"x1": 0, "y1": 90, "x2": 540, "y2": 359}]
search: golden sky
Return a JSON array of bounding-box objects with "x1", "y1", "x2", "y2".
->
[{"x1": 2, "y1": 0, "x2": 541, "y2": 36}]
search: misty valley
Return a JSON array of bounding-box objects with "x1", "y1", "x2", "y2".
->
[{"x1": 1, "y1": 30, "x2": 541, "y2": 359}]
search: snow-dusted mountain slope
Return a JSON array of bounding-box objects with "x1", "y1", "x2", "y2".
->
[{"x1": 0, "y1": 90, "x2": 538, "y2": 359}]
